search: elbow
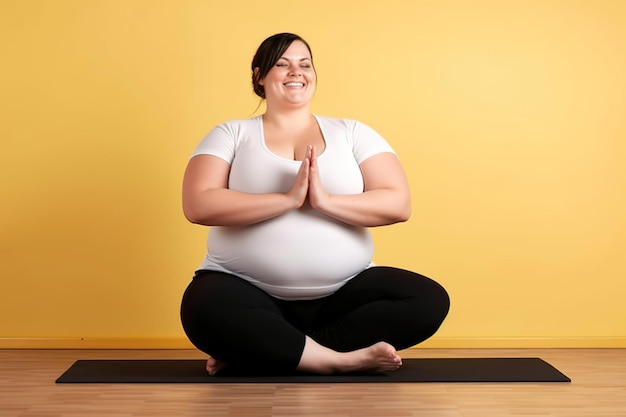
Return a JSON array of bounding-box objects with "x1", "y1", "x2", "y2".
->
[
  {"x1": 388, "y1": 189, "x2": 411, "y2": 224},
  {"x1": 391, "y1": 199, "x2": 412, "y2": 224},
  {"x1": 183, "y1": 210, "x2": 201, "y2": 225},
  {"x1": 395, "y1": 205, "x2": 411, "y2": 223},
  {"x1": 376, "y1": 196, "x2": 411, "y2": 226},
  {"x1": 378, "y1": 205, "x2": 410, "y2": 226},
  {"x1": 185, "y1": 214, "x2": 203, "y2": 225},
  {"x1": 183, "y1": 203, "x2": 208, "y2": 226}
]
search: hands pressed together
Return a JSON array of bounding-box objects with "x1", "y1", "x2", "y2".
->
[
  {"x1": 183, "y1": 142, "x2": 409, "y2": 228},
  {"x1": 288, "y1": 145, "x2": 329, "y2": 211}
]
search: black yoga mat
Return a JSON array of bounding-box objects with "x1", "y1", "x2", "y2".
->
[{"x1": 56, "y1": 358, "x2": 570, "y2": 383}]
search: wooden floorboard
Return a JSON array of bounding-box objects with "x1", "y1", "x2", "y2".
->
[{"x1": 1, "y1": 348, "x2": 625, "y2": 416}]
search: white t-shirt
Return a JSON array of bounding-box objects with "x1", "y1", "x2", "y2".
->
[{"x1": 191, "y1": 115, "x2": 396, "y2": 300}]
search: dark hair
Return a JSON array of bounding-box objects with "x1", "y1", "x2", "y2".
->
[{"x1": 251, "y1": 33, "x2": 314, "y2": 99}]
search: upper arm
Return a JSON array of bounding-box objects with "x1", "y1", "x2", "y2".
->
[
  {"x1": 359, "y1": 152, "x2": 412, "y2": 221},
  {"x1": 182, "y1": 154, "x2": 231, "y2": 211},
  {"x1": 184, "y1": 122, "x2": 236, "y2": 195},
  {"x1": 359, "y1": 152, "x2": 410, "y2": 194}
]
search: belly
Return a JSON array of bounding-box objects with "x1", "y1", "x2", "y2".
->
[{"x1": 207, "y1": 208, "x2": 373, "y2": 292}]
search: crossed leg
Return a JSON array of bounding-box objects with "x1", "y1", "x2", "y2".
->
[{"x1": 181, "y1": 268, "x2": 449, "y2": 376}]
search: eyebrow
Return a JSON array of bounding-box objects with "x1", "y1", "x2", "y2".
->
[{"x1": 277, "y1": 57, "x2": 312, "y2": 62}]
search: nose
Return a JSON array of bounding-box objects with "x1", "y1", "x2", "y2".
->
[{"x1": 288, "y1": 66, "x2": 302, "y2": 76}]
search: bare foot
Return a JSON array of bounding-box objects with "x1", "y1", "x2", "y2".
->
[
  {"x1": 205, "y1": 357, "x2": 228, "y2": 375},
  {"x1": 338, "y1": 341, "x2": 403, "y2": 374},
  {"x1": 297, "y1": 337, "x2": 402, "y2": 375}
]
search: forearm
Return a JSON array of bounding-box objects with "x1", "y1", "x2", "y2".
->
[
  {"x1": 312, "y1": 189, "x2": 411, "y2": 227},
  {"x1": 183, "y1": 188, "x2": 298, "y2": 227}
]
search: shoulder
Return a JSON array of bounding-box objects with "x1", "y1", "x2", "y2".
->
[
  {"x1": 210, "y1": 116, "x2": 261, "y2": 136},
  {"x1": 315, "y1": 115, "x2": 384, "y2": 138},
  {"x1": 315, "y1": 115, "x2": 359, "y2": 128},
  {"x1": 314, "y1": 115, "x2": 368, "y2": 134},
  {"x1": 192, "y1": 116, "x2": 261, "y2": 159}
]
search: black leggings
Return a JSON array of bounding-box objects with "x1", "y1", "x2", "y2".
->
[{"x1": 180, "y1": 266, "x2": 449, "y2": 372}]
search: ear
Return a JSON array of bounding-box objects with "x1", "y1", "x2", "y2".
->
[{"x1": 253, "y1": 67, "x2": 263, "y2": 85}]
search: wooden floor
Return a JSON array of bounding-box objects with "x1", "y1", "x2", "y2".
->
[{"x1": 1, "y1": 348, "x2": 625, "y2": 417}]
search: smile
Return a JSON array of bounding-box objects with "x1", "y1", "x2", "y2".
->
[{"x1": 283, "y1": 82, "x2": 305, "y2": 88}]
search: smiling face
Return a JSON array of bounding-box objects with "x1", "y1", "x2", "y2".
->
[{"x1": 258, "y1": 40, "x2": 316, "y2": 109}]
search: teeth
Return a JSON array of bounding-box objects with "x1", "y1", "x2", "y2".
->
[{"x1": 284, "y1": 82, "x2": 304, "y2": 87}]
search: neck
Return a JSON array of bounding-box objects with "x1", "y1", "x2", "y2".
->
[{"x1": 263, "y1": 104, "x2": 312, "y2": 128}]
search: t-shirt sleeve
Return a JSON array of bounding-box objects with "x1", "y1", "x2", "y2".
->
[
  {"x1": 349, "y1": 120, "x2": 396, "y2": 165},
  {"x1": 190, "y1": 122, "x2": 236, "y2": 163}
]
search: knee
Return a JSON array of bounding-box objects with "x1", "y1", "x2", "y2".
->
[
  {"x1": 428, "y1": 278, "x2": 450, "y2": 324},
  {"x1": 409, "y1": 277, "x2": 450, "y2": 331}
]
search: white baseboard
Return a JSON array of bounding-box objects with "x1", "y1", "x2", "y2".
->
[
  {"x1": 1, "y1": 337, "x2": 625, "y2": 349},
  {"x1": 414, "y1": 337, "x2": 626, "y2": 349},
  {"x1": 0, "y1": 338, "x2": 195, "y2": 349}
]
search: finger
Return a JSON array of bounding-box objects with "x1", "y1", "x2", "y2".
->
[
  {"x1": 310, "y1": 145, "x2": 317, "y2": 169},
  {"x1": 300, "y1": 153, "x2": 310, "y2": 180}
]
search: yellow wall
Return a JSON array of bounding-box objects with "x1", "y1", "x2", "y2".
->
[{"x1": 1, "y1": 0, "x2": 625, "y2": 348}]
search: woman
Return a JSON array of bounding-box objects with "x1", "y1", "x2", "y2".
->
[{"x1": 180, "y1": 33, "x2": 449, "y2": 375}]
